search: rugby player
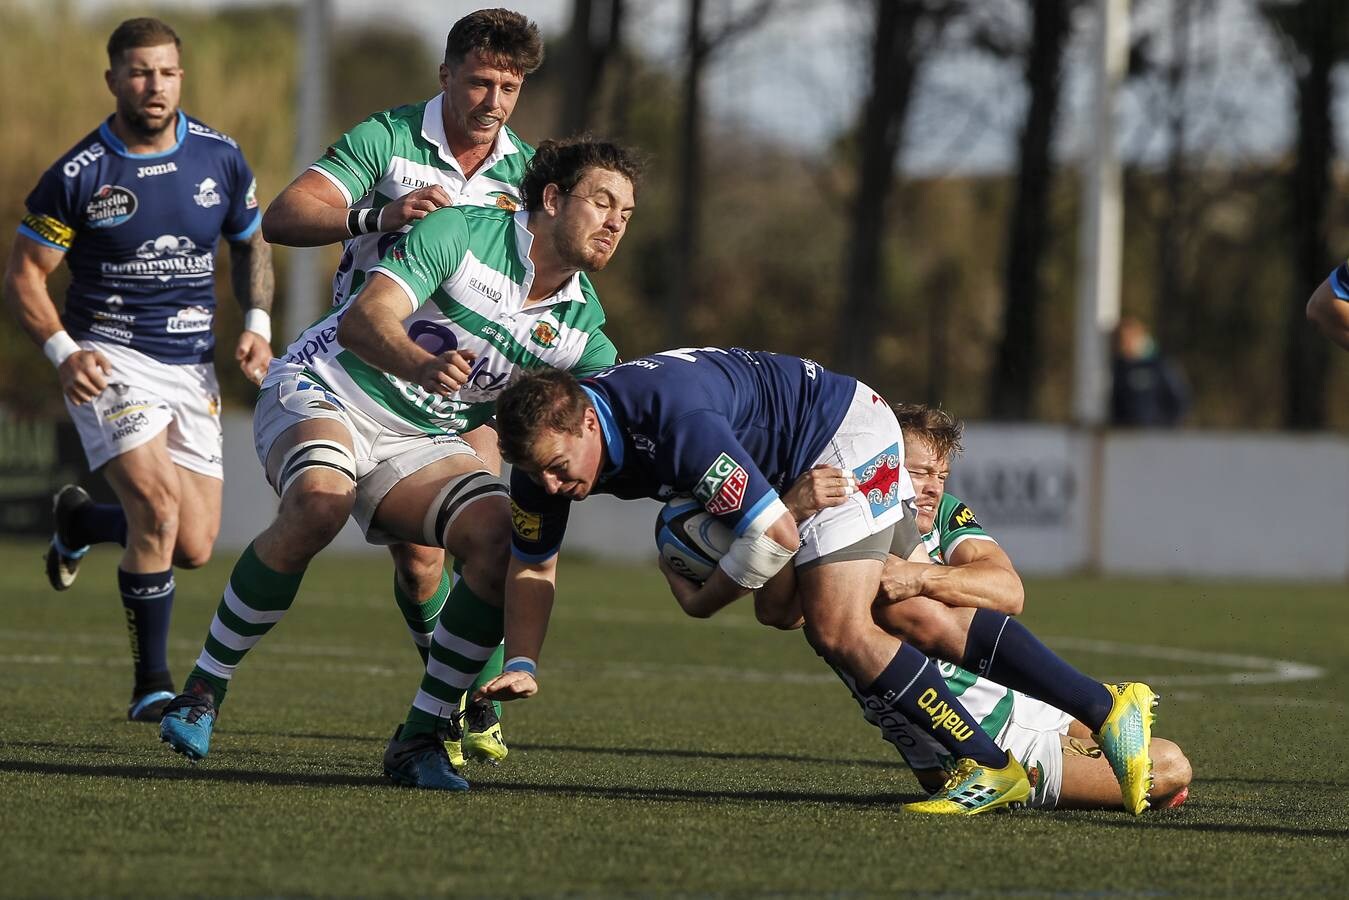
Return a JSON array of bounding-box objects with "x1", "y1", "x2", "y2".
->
[
  {"x1": 478, "y1": 350, "x2": 1156, "y2": 815},
  {"x1": 159, "y1": 139, "x2": 639, "y2": 796},
  {"x1": 786, "y1": 405, "x2": 1192, "y2": 811},
  {"x1": 1307, "y1": 261, "x2": 1349, "y2": 350},
  {"x1": 259, "y1": 8, "x2": 544, "y2": 764},
  {"x1": 4, "y1": 18, "x2": 273, "y2": 722}
]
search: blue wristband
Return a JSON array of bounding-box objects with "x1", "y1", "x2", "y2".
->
[{"x1": 503, "y1": 656, "x2": 537, "y2": 676}]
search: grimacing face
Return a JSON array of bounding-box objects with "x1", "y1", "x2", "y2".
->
[
  {"x1": 440, "y1": 49, "x2": 524, "y2": 149},
  {"x1": 550, "y1": 167, "x2": 635, "y2": 273},
  {"x1": 106, "y1": 42, "x2": 182, "y2": 139},
  {"x1": 903, "y1": 435, "x2": 949, "y2": 534},
  {"x1": 520, "y1": 411, "x2": 606, "y2": 500}
]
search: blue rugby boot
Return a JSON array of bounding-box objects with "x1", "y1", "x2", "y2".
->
[
  {"x1": 45, "y1": 485, "x2": 92, "y2": 591},
  {"x1": 383, "y1": 724, "x2": 470, "y2": 791},
  {"x1": 159, "y1": 685, "x2": 218, "y2": 762}
]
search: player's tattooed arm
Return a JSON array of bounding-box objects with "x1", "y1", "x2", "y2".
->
[
  {"x1": 229, "y1": 228, "x2": 275, "y2": 315},
  {"x1": 228, "y1": 229, "x2": 275, "y2": 385}
]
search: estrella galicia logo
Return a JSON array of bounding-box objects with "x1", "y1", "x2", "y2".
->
[{"x1": 85, "y1": 184, "x2": 137, "y2": 228}]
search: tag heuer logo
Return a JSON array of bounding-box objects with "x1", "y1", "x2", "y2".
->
[{"x1": 693, "y1": 452, "x2": 748, "y2": 515}]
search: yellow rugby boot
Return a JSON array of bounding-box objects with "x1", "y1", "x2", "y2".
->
[
  {"x1": 1092, "y1": 682, "x2": 1159, "y2": 815},
  {"x1": 447, "y1": 694, "x2": 466, "y2": 769},
  {"x1": 461, "y1": 698, "x2": 508, "y2": 765},
  {"x1": 903, "y1": 752, "x2": 1031, "y2": 815}
]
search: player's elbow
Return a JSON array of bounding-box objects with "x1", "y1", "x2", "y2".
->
[
  {"x1": 260, "y1": 195, "x2": 298, "y2": 245},
  {"x1": 1001, "y1": 578, "x2": 1025, "y2": 616}
]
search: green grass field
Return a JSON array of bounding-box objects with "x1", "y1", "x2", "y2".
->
[{"x1": 2, "y1": 538, "x2": 1346, "y2": 897}]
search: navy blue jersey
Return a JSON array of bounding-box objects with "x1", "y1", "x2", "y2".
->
[
  {"x1": 509, "y1": 347, "x2": 857, "y2": 561},
  {"x1": 19, "y1": 114, "x2": 261, "y2": 364}
]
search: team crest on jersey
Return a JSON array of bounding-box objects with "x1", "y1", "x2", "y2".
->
[
  {"x1": 530, "y1": 318, "x2": 560, "y2": 349},
  {"x1": 510, "y1": 500, "x2": 541, "y2": 541},
  {"x1": 853, "y1": 443, "x2": 902, "y2": 518},
  {"x1": 85, "y1": 184, "x2": 137, "y2": 228},
  {"x1": 946, "y1": 502, "x2": 980, "y2": 533},
  {"x1": 193, "y1": 178, "x2": 222, "y2": 208},
  {"x1": 494, "y1": 193, "x2": 519, "y2": 212},
  {"x1": 694, "y1": 453, "x2": 748, "y2": 515}
]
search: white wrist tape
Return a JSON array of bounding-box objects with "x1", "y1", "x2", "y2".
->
[
  {"x1": 720, "y1": 532, "x2": 796, "y2": 589},
  {"x1": 243, "y1": 309, "x2": 272, "y2": 342},
  {"x1": 718, "y1": 498, "x2": 797, "y2": 589},
  {"x1": 43, "y1": 331, "x2": 81, "y2": 368}
]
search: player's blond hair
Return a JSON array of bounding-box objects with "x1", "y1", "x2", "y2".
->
[{"x1": 893, "y1": 403, "x2": 963, "y2": 463}]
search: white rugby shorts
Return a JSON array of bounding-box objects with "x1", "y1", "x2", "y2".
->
[
  {"x1": 65, "y1": 340, "x2": 223, "y2": 478},
  {"x1": 795, "y1": 380, "x2": 915, "y2": 565},
  {"x1": 253, "y1": 364, "x2": 482, "y2": 542}
]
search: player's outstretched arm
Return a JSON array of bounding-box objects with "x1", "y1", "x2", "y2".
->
[
  {"x1": 227, "y1": 229, "x2": 275, "y2": 385},
  {"x1": 879, "y1": 539, "x2": 1024, "y2": 614},
  {"x1": 3, "y1": 233, "x2": 110, "y2": 404},
  {"x1": 476, "y1": 554, "x2": 558, "y2": 703},
  {"x1": 1307, "y1": 278, "x2": 1349, "y2": 350}
]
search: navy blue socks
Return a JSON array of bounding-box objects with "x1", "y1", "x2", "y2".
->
[
  {"x1": 118, "y1": 568, "x2": 175, "y2": 696},
  {"x1": 962, "y1": 608, "x2": 1113, "y2": 731},
  {"x1": 866, "y1": 641, "x2": 1007, "y2": 767}
]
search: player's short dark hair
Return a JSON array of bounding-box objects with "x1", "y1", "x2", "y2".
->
[
  {"x1": 520, "y1": 137, "x2": 643, "y2": 212},
  {"x1": 496, "y1": 369, "x2": 593, "y2": 465},
  {"x1": 107, "y1": 17, "x2": 181, "y2": 66},
  {"x1": 444, "y1": 8, "x2": 544, "y2": 74},
  {"x1": 894, "y1": 403, "x2": 964, "y2": 462}
]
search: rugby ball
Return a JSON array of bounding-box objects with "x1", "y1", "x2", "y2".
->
[{"x1": 654, "y1": 495, "x2": 733, "y2": 584}]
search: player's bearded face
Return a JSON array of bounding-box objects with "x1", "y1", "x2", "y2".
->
[
  {"x1": 903, "y1": 436, "x2": 949, "y2": 534},
  {"x1": 441, "y1": 51, "x2": 524, "y2": 148},
  {"x1": 107, "y1": 43, "x2": 182, "y2": 139},
  {"x1": 552, "y1": 169, "x2": 635, "y2": 273}
]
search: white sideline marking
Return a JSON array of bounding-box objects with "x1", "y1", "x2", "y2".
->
[{"x1": 0, "y1": 628, "x2": 1326, "y2": 689}]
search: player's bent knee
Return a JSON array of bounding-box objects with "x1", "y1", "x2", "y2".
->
[
  {"x1": 279, "y1": 484, "x2": 355, "y2": 547},
  {"x1": 1151, "y1": 739, "x2": 1193, "y2": 798},
  {"x1": 173, "y1": 543, "x2": 214, "y2": 569}
]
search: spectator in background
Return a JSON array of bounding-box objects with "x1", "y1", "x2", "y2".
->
[{"x1": 1110, "y1": 316, "x2": 1189, "y2": 428}]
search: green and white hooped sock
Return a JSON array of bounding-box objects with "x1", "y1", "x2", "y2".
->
[{"x1": 189, "y1": 542, "x2": 305, "y2": 707}]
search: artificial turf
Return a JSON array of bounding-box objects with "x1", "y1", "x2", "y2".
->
[{"x1": 1, "y1": 540, "x2": 1345, "y2": 896}]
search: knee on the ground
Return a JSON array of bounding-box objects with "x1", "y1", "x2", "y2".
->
[{"x1": 1151, "y1": 738, "x2": 1193, "y2": 799}]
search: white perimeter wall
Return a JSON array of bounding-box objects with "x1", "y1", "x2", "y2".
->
[{"x1": 217, "y1": 413, "x2": 1349, "y2": 580}]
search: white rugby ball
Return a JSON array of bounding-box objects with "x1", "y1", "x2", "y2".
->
[{"x1": 654, "y1": 495, "x2": 733, "y2": 584}]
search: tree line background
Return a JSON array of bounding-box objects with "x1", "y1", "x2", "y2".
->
[{"x1": 1, "y1": 0, "x2": 1347, "y2": 430}]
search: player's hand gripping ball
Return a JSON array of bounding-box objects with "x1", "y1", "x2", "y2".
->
[{"x1": 654, "y1": 495, "x2": 733, "y2": 584}]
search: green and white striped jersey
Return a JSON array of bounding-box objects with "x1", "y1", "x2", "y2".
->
[
  {"x1": 276, "y1": 205, "x2": 617, "y2": 436},
  {"x1": 920, "y1": 492, "x2": 997, "y2": 564},
  {"x1": 309, "y1": 94, "x2": 534, "y2": 309}
]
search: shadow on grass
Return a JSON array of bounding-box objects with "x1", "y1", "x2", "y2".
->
[
  {"x1": 1086, "y1": 816, "x2": 1349, "y2": 841},
  {"x1": 0, "y1": 758, "x2": 917, "y2": 806},
  {"x1": 215, "y1": 731, "x2": 902, "y2": 769}
]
